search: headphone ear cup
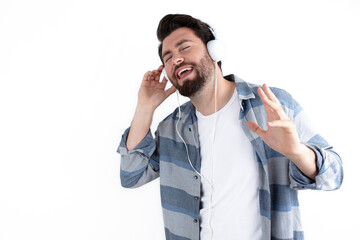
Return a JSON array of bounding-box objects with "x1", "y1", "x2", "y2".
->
[{"x1": 207, "y1": 39, "x2": 225, "y2": 62}]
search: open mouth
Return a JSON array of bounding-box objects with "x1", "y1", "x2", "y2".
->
[{"x1": 176, "y1": 66, "x2": 194, "y2": 81}]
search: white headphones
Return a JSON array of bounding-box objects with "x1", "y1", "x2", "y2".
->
[
  {"x1": 162, "y1": 26, "x2": 225, "y2": 80},
  {"x1": 206, "y1": 26, "x2": 225, "y2": 63}
]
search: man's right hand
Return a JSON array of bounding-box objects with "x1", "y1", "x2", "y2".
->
[
  {"x1": 126, "y1": 65, "x2": 176, "y2": 150},
  {"x1": 138, "y1": 65, "x2": 176, "y2": 112}
]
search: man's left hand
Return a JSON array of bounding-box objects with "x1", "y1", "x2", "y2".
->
[
  {"x1": 246, "y1": 84, "x2": 317, "y2": 180},
  {"x1": 246, "y1": 84, "x2": 302, "y2": 158}
]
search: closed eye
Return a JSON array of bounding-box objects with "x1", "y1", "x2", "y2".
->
[
  {"x1": 164, "y1": 46, "x2": 191, "y2": 63},
  {"x1": 165, "y1": 55, "x2": 172, "y2": 63},
  {"x1": 181, "y1": 46, "x2": 190, "y2": 51}
]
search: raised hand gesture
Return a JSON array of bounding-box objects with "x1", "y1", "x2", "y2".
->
[{"x1": 247, "y1": 84, "x2": 317, "y2": 179}]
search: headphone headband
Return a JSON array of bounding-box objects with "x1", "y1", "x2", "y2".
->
[{"x1": 208, "y1": 26, "x2": 217, "y2": 40}]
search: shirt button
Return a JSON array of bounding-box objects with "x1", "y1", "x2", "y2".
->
[
  {"x1": 193, "y1": 219, "x2": 198, "y2": 223},
  {"x1": 194, "y1": 196, "x2": 199, "y2": 200},
  {"x1": 194, "y1": 175, "x2": 198, "y2": 180}
]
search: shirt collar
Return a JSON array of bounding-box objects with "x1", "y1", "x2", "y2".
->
[
  {"x1": 176, "y1": 101, "x2": 197, "y2": 126},
  {"x1": 224, "y1": 74, "x2": 256, "y2": 100},
  {"x1": 180, "y1": 74, "x2": 255, "y2": 125}
]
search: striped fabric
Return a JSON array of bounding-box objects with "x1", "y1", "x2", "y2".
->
[{"x1": 118, "y1": 75, "x2": 343, "y2": 240}]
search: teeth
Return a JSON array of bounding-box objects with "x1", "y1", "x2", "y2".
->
[{"x1": 178, "y1": 67, "x2": 192, "y2": 77}]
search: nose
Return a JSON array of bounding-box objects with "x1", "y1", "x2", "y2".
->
[{"x1": 172, "y1": 53, "x2": 184, "y2": 65}]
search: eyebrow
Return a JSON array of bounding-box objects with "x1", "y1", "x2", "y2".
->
[{"x1": 162, "y1": 39, "x2": 193, "y2": 60}]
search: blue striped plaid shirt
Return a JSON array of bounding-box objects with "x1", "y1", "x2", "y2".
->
[{"x1": 118, "y1": 75, "x2": 343, "y2": 240}]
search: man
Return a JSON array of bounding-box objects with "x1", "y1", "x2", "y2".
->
[{"x1": 117, "y1": 14, "x2": 343, "y2": 240}]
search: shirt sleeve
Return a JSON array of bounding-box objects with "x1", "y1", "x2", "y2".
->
[
  {"x1": 270, "y1": 87, "x2": 343, "y2": 191},
  {"x1": 288, "y1": 103, "x2": 344, "y2": 191},
  {"x1": 117, "y1": 127, "x2": 160, "y2": 188}
]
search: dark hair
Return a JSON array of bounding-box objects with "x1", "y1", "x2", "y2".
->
[{"x1": 157, "y1": 14, "x2": 222, "y2": 69}]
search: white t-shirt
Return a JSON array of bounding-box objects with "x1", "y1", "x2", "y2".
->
[{"x1": 196, "y1": 90, "x2": 262, "y2": 240}]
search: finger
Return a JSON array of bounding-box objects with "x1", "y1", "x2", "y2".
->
[
  {"x1": 154, "y1": 69, "x2": 161, "y2": 82},
  {"x1": 246, "y1": 121, "x2": 266, "y2": 138},
  {"x1": 257, "y1": 87, "x2": 274, "y2": 107},
  {"x1": 267, "y1": 119, "x2": 292, "y2": 128},
  {"x1": 157, "y1": 65, "x2": 164, "y2": 71},
  {"x1": 263, "y1": 84, "x2": 280, "y2": 104},
  {"x1": 258, "y1": 86, "x2": 282, "y2": 113},
  {"x1": 147, "y1": 70, "x2": 160, "y2": 83},
  {"x1": 160, "y1": 75, "x2": 168, "y2": 85},
  {"x1": 257, "y1": 86, "x2": 269, "y2": 102},
  {"x1": 153, "y1": 65, "x2": 164, "y2": 77},
  {"x1": 143, "y1": 71, "x2": 152, "y2": 81}
]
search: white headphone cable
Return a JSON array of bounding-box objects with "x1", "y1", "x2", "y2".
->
[
  {"x1": 175, "y1": 63, "x2": 218, "y2": 240},
  {"x1": 175, "y1": 91, "x2": 214, "y2": 191},
  {"x1": 208, "y1": 63, "x2": 218, "y2": 240}
]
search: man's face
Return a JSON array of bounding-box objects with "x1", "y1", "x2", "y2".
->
[{"x1": 162, "y1": 27, "x2": 214, "y2": 97}]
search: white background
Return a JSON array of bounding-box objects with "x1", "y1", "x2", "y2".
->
[{"x1": 0, "y1": 0, "x2": 359, "y2": 239}]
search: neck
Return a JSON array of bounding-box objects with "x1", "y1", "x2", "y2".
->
[{"x1": 190, "y1": 64, "x2": 235, "y2": 116}]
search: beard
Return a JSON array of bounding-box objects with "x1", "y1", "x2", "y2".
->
[{"x1": 172, "y1": 55, "x2": 214, "y2": 97}]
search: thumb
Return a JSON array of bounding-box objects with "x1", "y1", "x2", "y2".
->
[{"x1": 165, "y1": 85, "x2": 176, "y2": 98}]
